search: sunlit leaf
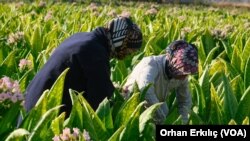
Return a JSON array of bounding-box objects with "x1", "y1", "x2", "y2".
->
[
  {"x1": 5, "y1": 128, "x2": 30, "y2": 141},
  {"x1": 222, "y1": 74, "x2": 238, "y2": 122},
  {"x1": 114, "y1": 93, "x2": 140, "y2": 129},
  {"x1": 0, "y1": 50, "x2": 16, "y2": 76},
  {"x1": 208, "y1": 84, "x2": 223, "y2": 124},
  {"x1": 242, "y1": 117, "x2": 249, "y2": 125},
  {"x1": 235, "y1": 86, "x2": 250, "y2": 124},
  {"x1": 244, "y1": 57, "x2": 250, "y2": 90},
  {"x1": 96, "y1": 98, "x2": 114, "y2": 133}
]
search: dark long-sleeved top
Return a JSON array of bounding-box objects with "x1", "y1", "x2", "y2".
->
[{"x1": 24, "y1": 27, "x2": 114, "y2": 115}]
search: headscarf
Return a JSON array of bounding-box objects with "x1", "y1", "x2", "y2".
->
[
  {"x1": 165, "y1": 40, "x2": 198, "y2": 77},
  {"x1": 105, "y1": 17, "x2": 143, "y2": 52}
]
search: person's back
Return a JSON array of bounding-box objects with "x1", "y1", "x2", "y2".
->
[
  {"x1": 25, "y1": 27, "x2": 112, "y2": 115},
  {"x1": 23, "y1": 16, "x2": 143, "y2": 120}
]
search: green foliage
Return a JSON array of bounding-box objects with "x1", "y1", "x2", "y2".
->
[
  {"x1": 96, "y1": 98, "x2": 114, "y2": 134},
  {"x1": 0, "y1": 50, "x2": 17, "y2": 77},
  {"x1": 222, "y1": 74, "x2": 238, "y2": 122},
  {"x1": 0, "y1": 101, "x2": 23, "y2": 139},
  {"x1": 244, "y1": 57, "x2": 250, "y2": 90},
  {"x1": 0, "y1": 1, "x2": 250, "y2": 141},
  {"x1": 5, "y1": 128, "x2": 30, "y2": 141},
  {"x1": 20, "y1": 68, "x2": 69, "y2": 131},
  {"x1": 235, "y1": 86, "x2": 250, "y2": 124}
]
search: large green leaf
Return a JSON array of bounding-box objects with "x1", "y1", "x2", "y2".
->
[
  {"x1": 0, "y1": 102, "x2": 23, "y2": 138},
  {"x1": 0, "y1": 50, "x2": 16, "y2": 76},
  {"x1": 199, "y1": 67, "x2": 210, "y2": 99},
  {"x1": 139, "y1": 103, "x2": 161, "y2": 133},
  {"x1": 140, "y1": 83, "x2": 153, "y2": 102},
  {"x1": 208, "y1": 84, "x2": 223, "y2": 124},
  {"x1": 221, "y1": 40, "x2": 233, "y2": 60},
  {"x1": 228, "y1": 119, "x2": 237, "y2": 125},
  {"x1": 111, "y1": 60, "x2": 128, "y2": 83},
  {"x1": 108, "y1": 126, "x2": 124, "y2": 141},
  {"x1": 50, "y1": 112, "x2": 65, "y2": 136},
  {"x1": 0, "y1": 44, "x2": 5, "y2": 65},
  {"x1": 27, "y1": 105, "x2": 62, "y2": 141},
  {"x1": 232, "y1": 33, "x2": 243, "y2": 53},
  {"x1": 139, "y1": 122, "x2": 156, "y2": 141},
  {"x1": 190, "y1": 78, "x2": 205, "y2": 119},
  {"x1": 244, "y1": 57, "x2": 250, "y2": 90},
  {"x1": 242, "y1": 38, "x2": 250, "y2": 71},
  {"x1": 235, "y1": 86, "x2": 250, "y2": 124},
  {"x1": 96, "y1": 98, "x2": 114, "y2": 134},
  {"x1": 131, "y1": 52, "x2": 144, "y2": 67},
  {"x1": 189, "y1": 109, "x2": 204, "y2": 125},
  {"x1": 20, "y1": 68, "x2": 69, "y2": 130},
  {"x1": 200, "y1": 29, "x2": 216, "y2": 56},
  {"x1": 66, "y1": 90, "x2": 97, "y2": 140},
  {"x1": 143, "y1": 35, "x2": 157, "y2": 56},
  {"x1": 65, "y1": 90, "x2": 84, "y2": 129},
  {"x1": 164, "y1": 105, "x2": 179, "y2": 125},
  {"x1": 242, "y1": 117, "x2": 249, "y2": 125},
  {"x1": 209, "y1": 71, "x2": 223, "y2": 89},
  {"x1": 209, "y1": 58, "x2": 225, "y2": 76},
  {"x1": 185, "y1": 29, "x2": 201, "y2": 43},
  {"x1": 18, "y1": 70, "x2": 32, "y2": 93},
  {"x1": 167, "y1": 20, "x2": 180, "y2": 42},
  {"x1": 5, "y1": 128, "x2": 30, "y2": 141},
  {"x1": 221, "y1": 59, "x2": 239, "y2": 79},
  {"x1": 77, "y1": 91, "x2": 109, "y2": 141},
  {"x1": 111, "y1": 90, "x2": 125, "y2": 121},
  {"x1": 197, "y1": 40, "x2": 206, "y2": 68},
  {"x1": 119, "y1": 102, "x2": 145, "y2": 141},
  {"x1": 114, "y1": 93, "x2": 140, "y2": 129},
  {"x1": 203, "y1": 45, "x2": 219, "y2": 67},
  {"x1": 31, "y1": 26, "x2": 43, "y2": 58},
  {"x1": 46, "y1": 68, "x2": 69, "y2": 111},
  {"x1": 231, "y1": 44, "x2": 242, "y2": 73},
  {"x1": 230, "y1": 75, "x2": 244, "y2": 102},
  {"x1": 199, "y1": 66, "x2": 211, "y2": 119},
  {"x1": 20, "y1": 90, "x2": 49, "y2": 130},
  {"x1": 222, "y1": 74, "x2": 238, "y2": 122}
]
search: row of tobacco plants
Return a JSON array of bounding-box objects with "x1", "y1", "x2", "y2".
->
[{"x1": 1, "y1": 1, "x2": 250, "y2": 141}]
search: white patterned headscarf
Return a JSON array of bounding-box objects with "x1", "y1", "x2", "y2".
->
[{"x1": 105, "y1": 17, "x2": 142, "y2": 51}]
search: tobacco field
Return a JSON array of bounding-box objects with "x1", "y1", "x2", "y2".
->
[{"x1": 0, "y1": 1, "x2": 250, "y2": 141}]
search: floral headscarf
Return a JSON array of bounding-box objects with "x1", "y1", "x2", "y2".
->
[{"x1": 165, "y1": 40, "x2": 198, "y2": 77}]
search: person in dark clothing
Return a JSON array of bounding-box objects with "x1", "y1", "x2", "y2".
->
[{"x1": 23, "y1": 17, "x2": 143, "y2": 118}]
